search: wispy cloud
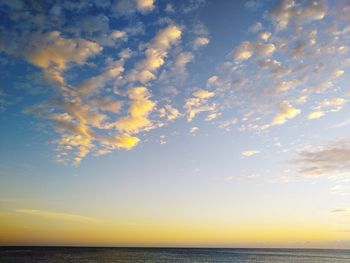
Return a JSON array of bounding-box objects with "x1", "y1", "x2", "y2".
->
[
  {"x1": 15, "y1": 209, "x2": 97, "y2": 223},
  {"x1": 294, "y1": 139, "x2": 350, "y2": 177},
  {"x1": 332, "y1": 209, "x2": 350, "y2": 214}
]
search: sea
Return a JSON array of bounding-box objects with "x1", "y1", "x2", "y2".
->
[{"x1": 0, "y1": 247, "x2": 350, "y2": 262}]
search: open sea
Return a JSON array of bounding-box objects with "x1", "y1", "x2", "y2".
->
[{"x1": 0, "y1": 247, "x2": 350, "y2": 262}]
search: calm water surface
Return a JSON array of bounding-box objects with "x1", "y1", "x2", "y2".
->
[{"x1": 1, "y1": 247, "x2": 350, "y2": 262}]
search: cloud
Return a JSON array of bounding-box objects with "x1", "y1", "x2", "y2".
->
[
  {"x1": 135, "y1": 0, "x2": 155, "y2": 13},
  {"x1": 193, "y1": 36, "x2": 210, "y2": 49},
  {"x1": 190, "y1": 126, "x2": 199, "y2": 134},
  {"x1": 322, "y1": 98, "x2": 346, "y2": 107},
  {"x1": 207, "y1": 76, "x2": 219, "y2": 86},
  {"x1": 269, "y1": 0, "x2": 327, "y2": 30},
  {"x1": 244, "y1": 0, "x2": 262, "y2": 12},
  {"x1": 295, "y1": 139, "x2": 350, "y2": 177},
  {"x1": 274, "y1": 76, "x2": 307, "y2": 93},
  {"x1": 15, "y1": 209, "x2": 96, "y2": 223},
  {"x1": 90, "y1": 97, "x2": 122, "y2": 114},
  {"x1": 259, "y1": 31, "x2": 272, "y2": 41},
  {"x1": 308, "y1": 98, "x2": 347, "y2": 119},
  {"x1": 78, "y1": 64, "x2": 124, "y2": 98},
  {"x1": 219, "y1": 118, "x2": 237, "y2": 131},
  {"x1": 233, "y1": 41, "x2": 254, "y2": 61},
  {"x1": 164, "y1": 3, "x2": 175, "y2": 13},
  {"x1": 113, "y1": 0, "x2": 155, "y2": 16},
  {"x1": 182, "y1": 0, "x2": 207, "y2": 14},
  {"x1": 25, "y1": 59, "x2": 145, "y2": 164},
  {"x1": 159, "y1": 105, "x2": 180, "y2": 121},
  {"x1": 99, "y1": 133, "x2": 140, "y2": 150},
  {"x1": 233, "y1": 41, "x2": 276, "y2": 61},
  {"x1": 248, "y1": 22, "x2": 263, "y2": 33},
  {"x1": 272, "y1": 101, "x2": 300, "y2": 125},
  {"x1": 206, "y1": 112, "x2": 218, "y2": 121},
  {"x1": 1, "y1": 16, "x2": 185, "y2": 164},
  {"x1": 0, "y1": 89, "x2": 9, "y2": 111},
  {"x1": 241, "y1": 150, "x2": 261, "y2": 157},
  {"x1": 25, "y1": 31, "x2": 102, "y2": 71},
  {"x1": 2, "y1": 31, "x2": 102, "y2": 98},
  {"x1": 181, "y1": 0, "x2": 349, "y2": 140},
  {"x1": 127, "y1": 24, "x2": 182, "y2": 83},
  {"x1": 307, "y1": 111, "x2": 324, "y2": 120},
  {"x1": 115, "y1": 87, "x2": 156, "y2": 134},
  {"x1": 192, "y1": 89, "x2": 215, "y2": 99},
  {"x1": 185, "y1": 89, "x2": 216, "y2": 121},
  {"x1": 330, "y1": 185, "x2": 349, "y2": 196},
  {"x1": 174, "y1": 52, "x2": 194, "y2": 76},
  {"x1": 2, "y1": 0, "x2": 350, "y2": 166},
  {"x1": 332, "y1": 209, "x2": 350, "y2": 213}
]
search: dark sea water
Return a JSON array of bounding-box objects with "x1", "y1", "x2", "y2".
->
[{"x1": 0, "y1": 247, "x2": 350, "y2": 262}]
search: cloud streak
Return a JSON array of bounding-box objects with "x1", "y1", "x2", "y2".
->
[{"x1": 16, "y1": 209, "x2": 97, "y2": 223}]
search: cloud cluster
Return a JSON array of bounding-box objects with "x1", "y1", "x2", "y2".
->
[
  {"x1": 0, "y1": 0, "x2": 198, "y2": 165},
  {"x1": 204, "y1": 0, "x2": 349, "y2": 132},
  {"x1": 308, "y1": 98, "x2": 347, "y2": 119},
  {"x1": 269, "y1": 0, "x2": 327, "y2": 30},
  {"x1": 1, "y1": 0, "x2": 350, "y2": 166}
]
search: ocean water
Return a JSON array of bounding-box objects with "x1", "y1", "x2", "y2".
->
[{"x1": 0, "y1": 247, "x2": 350, "y2": 262}]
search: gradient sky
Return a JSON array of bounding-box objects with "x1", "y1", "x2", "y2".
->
[{"x1": 1, "y1": 0, "x2": 350, "y2": 248}]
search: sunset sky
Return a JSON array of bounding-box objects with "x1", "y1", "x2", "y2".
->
[{"x1": 1, "y1": 0, "x2": 350, "y2": 248}]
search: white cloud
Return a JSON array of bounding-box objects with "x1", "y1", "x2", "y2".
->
[
  {"x1": 272, "y1": 101, "x2": 300, "y2": 125},
  {"x1": 269, "y1": 0, "x2": 327, "y2": 30},
  {"x1": 259, "y1": 31, "x2": 272, "y2": 41},
  {"x1": 115, "y1": 86, "x2": 156, "y2": 134},
  {"x1": 233, "y1": 41, "x2": 276, "y2": 61},
  {"x1": 190, "y1": 126, "x2": 199, "y2": 134},
  {"x1": 307, "y1": 111, "x2": 324, "y2": 120},
  {"x1": 113, "y1": 0, "x2": 155, "y2": 16},
  {"x1": 193, "y1": 36, "x2": 210, "y2": 49},
  {"x1": 135, "y1": 0, "x2": 155, "y2": 13},
  {"x1": 159, "y1": 104, "x2": 180, "y2": 121},
  {"x1": 185, "y1": 89, "x2": 216, "y2": 122},
  {"x1": 233, "y1": 41, "x2": 254, "y2": 61},
  {"x1": 241, "y1": 150, "x2": 261, "y2": 157},
  {"x1": 127, "y1": 24, "x2": 182, "y2": 84},
  {"x1": 25, "y1": 31, "x2": 102, "y2": 71}
]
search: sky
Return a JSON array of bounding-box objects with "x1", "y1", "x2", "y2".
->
[{"x1": 0, "y1": 0, "x2": 350, "y2": 248}]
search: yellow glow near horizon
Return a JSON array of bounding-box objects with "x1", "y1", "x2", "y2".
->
[{"x1": 0, "y1": 211, "x2": 343, "y2": 248}]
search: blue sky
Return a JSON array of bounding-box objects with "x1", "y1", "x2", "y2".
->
[{"x1": 1, "y1": 0, "x2": 350, "y2": 247}]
